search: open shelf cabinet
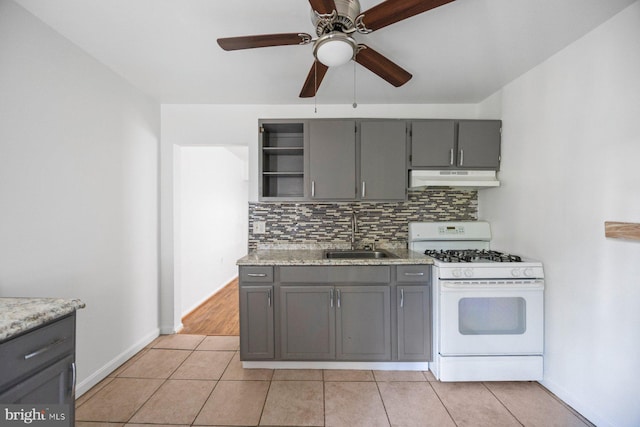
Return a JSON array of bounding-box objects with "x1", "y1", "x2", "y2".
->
[{"x1": 260, "y1": 121, "x2": 306, "y2": 199}]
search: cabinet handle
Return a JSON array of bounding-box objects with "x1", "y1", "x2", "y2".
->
[
  {"x1": 459, "y1": 149, "x2": 464, "y2": 166},
  {"x1": 23, "y1": 337, "x2": 67, "y2": 360},
  {"x1": 267, "y1": 289, "x2": 272, "y2": 307},
  {"x1": 449, "y1": 148, "x2": 454, "y2": 166},
  {"x1": 361, "y1": 181, "x2": 366, "y2": 198},
  {"x1": 400, "y1": 288, "x2": 404, "y2": 308},
  {"x1": 311, "y1": 180, "x2": 315, "y2": 197},
  {"x1": 337, "y1": 289, "x2": 341, "y2": 308},
  {"x1": 330, "y1": 289, "x2": 334, "y2": 308},
  {"x1": 404, "y1": 272, "x2": 425, "y2": 276},
  {"x1": 247, "y1": 273, "x2": 267, "y2": 277},
  {"x1": 71, "y1": 361, "x2": 77, "y2": 397}
]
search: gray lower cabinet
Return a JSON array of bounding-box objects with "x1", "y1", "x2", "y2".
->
[
  {"x1": 397, "y1": 285, "x2": 431, "y2": 361},
  {"x1": 396, "y1": 265, "x2": 432, "y2": 361},
  {"x1": 280, "y1": 286, "x2": 335, "y2": 360},
  {"x1": 280, "y1": 285, "x2": 391, "y2": 361},
  {"x1": 239, "y1": 265, "x2": 430, "y2": 363},
  {"x1": 239, "y1": 285, "x2": 274, "y2": 360},
  {"x1": 239, "y1": 266, "x2": 275, "y2": 360},
  {"x1": 336, "y1": 286, "x2": 391, "y2": 360},
  {"x1": 0, "y1": 313, "x2": 76, "y2": 423}
]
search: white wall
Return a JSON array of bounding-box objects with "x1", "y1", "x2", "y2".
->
[
  {"x1": 479, "y1": 3, "x2": 640, "y2": 426},
  {"x1": 177, "y1": 146, "x2": 248, "y2": 315},
  {"x1": 0, "y1": 1, "x2": 160, "y2": 395}
]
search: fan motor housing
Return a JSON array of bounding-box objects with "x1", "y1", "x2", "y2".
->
[{"x1": 311, "y1": 0, "x2": 361, "y2": 35}]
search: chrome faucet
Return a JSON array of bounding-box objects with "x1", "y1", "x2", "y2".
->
[{"x1": 351, "y1": 212, "x2": 358, "y2": 250}]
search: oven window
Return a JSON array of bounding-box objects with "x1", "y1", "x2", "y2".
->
[{"x1": 458, "y1": 297, "x2": 526, "y2": 335}]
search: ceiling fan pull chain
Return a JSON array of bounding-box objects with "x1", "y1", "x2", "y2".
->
[
  {"x1": 314, "y1": 61, "x2": 318, "y2": 113},
  {"x1": 353, "y1": 60, "x2": 358, "y2": 108}
]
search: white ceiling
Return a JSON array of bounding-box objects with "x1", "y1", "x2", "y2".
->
[{"x1": 13, "y1": 0, "x2": 636, "y2": 105}]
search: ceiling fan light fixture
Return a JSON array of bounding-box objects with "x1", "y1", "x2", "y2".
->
[{"x1": 314, "y1": 32, "x2": 357, "y2": 67}]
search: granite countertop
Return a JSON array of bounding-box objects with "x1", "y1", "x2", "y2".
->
[
  {"x1": 0, "y1": 298, "x2": 86, "y2": 343},
  {"x1": 237, "y1": 248, "x2": 433, "y2": 266}
]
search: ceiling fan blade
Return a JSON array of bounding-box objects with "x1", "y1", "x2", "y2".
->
[
  {"x1": 357, "y1": 0, "x2": 455, "y2": 32},
  {"x1": 300, "y1": 61, "x2": 329, "y2": 98},
  {"x1": 217, "y1": 33, "x2": 312, "y2": 51},
  {"x1": 355, "y1": 45, "x2": 412, "y2": 87},
  {"x1": 308, "y1": 0, "x2": 337, "y2": 15}
]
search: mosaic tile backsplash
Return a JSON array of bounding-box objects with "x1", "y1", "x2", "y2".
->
[{"x1": 248, "y1": 189, "x2": 478, "y2": 250}]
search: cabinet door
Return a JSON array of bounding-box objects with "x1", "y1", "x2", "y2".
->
[
  {"x1": 239, "y1": 285, "x2": 274, "y2": 360},
  {"x1": 360, "y1": 121, "x2": 407, "y2": 200},
  {"x1": 457, "y1": 120, "x2": 501, "y2": 169},
  {"x1": 280, "y1": 286, "x2": 335, "y2": 360},
  {"x1": 336, "y1": 286, "x2": 391, "y2": 361},
  {"x1": 397, "y1": 285, "x2": 432, "y2": 361},
  {"x1": 410, "y1": 120, "x2": 456, "y2": 168},
  {"x1": 0, "y1": 355, "x2": 74, "y2": 407},
  {"x1": 309, "y1": 120, "x2": 356, "y2": 200}
]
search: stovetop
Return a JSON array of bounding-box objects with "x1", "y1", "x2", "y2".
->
[{"x1": 424, "y1": 249, "x2": 523, "y2": 263}]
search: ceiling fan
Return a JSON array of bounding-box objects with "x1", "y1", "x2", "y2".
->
[{"x1": 217, "y1": 0, "x2": 455, "y2": 98}]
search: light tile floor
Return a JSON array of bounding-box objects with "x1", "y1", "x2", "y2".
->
[{"x1": 76, "y1": 334, "x2": 594, "y2": 427}]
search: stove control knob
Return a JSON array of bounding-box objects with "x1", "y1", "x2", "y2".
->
[
  {"x1": 464, "y1": 269, "x2": 474, "y2": 278},
  {"x1": 452, "y1": 269, "x2": 462, "y2": 278},
  {"x1": 523, "y1": 268, "x2": 534, "y2": 277},
  {"x1": 511, "y1": 268, "x2": 522, "y2": 277}
]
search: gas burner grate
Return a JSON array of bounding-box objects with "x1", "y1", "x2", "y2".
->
[{"x1": 424, "y1": 249, "x2": 523, "y2": 263}]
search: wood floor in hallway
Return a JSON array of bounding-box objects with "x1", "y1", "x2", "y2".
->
[{"x1": 180, "y1": 278, "x2": 239, "y2": 335}]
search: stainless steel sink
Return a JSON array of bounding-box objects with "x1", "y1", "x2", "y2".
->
[{"x1": 323, "y1": 249, "x2": 398, "y2": 259}]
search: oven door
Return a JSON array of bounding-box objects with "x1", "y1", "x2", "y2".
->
[{"x1": 439, "y1": 280, "x2": 544, "y2": 355}]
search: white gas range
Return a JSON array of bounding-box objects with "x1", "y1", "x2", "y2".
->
[{"x1": 409, "y1": 221, "x2": 544, "y2": 382}]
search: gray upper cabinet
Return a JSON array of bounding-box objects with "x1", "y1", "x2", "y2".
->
[
  {"x1": 309, "y1": 120, "x2": 356, "y2": 200},
  {"x1": 411, "y1": 119, "x2": 501, "y2": 170},
  {"x1": 360, "y1": 121, "x2": 407, "y2": 201},
  {"x1": 411, "y1": 120, "x2": 456, "y2": 168},
  {"x1": 259, "y1": 121, "x2": 307, "y2": 200},
  {"x1": 457, "y1": 120, "x2": 502, "y2": 169}
]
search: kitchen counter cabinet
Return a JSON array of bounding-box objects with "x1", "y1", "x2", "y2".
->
[
  {"x1": 239, "y1": 267, "x2": 274, "y2": 360},
  {"x1": 396, "y1": 266, "x2": 432, "y2": 361},
  {"x1": 280, "y1": 285, "x2": 335, "y2": 360},
  {"x1": 0, "y1": 299, "x2": 83, "y2": 424},
  {"x1": 279, "y1": 266, "x2": 391, "y2": 361},
  {"x1": 238, "y1": 258, "x2": 432, "y2": 364}
]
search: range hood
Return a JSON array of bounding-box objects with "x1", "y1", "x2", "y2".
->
[{"x1": 410, "y1": 170, "x2": 500, "y2": 189}]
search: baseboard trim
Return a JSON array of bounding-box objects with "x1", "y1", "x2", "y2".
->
[
  {"x1": 242, "y1": 361, "x2": 430, "y2": 371},
  {"x1": 76, "y1": 328, "x2": 159, "y2": 397}
]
